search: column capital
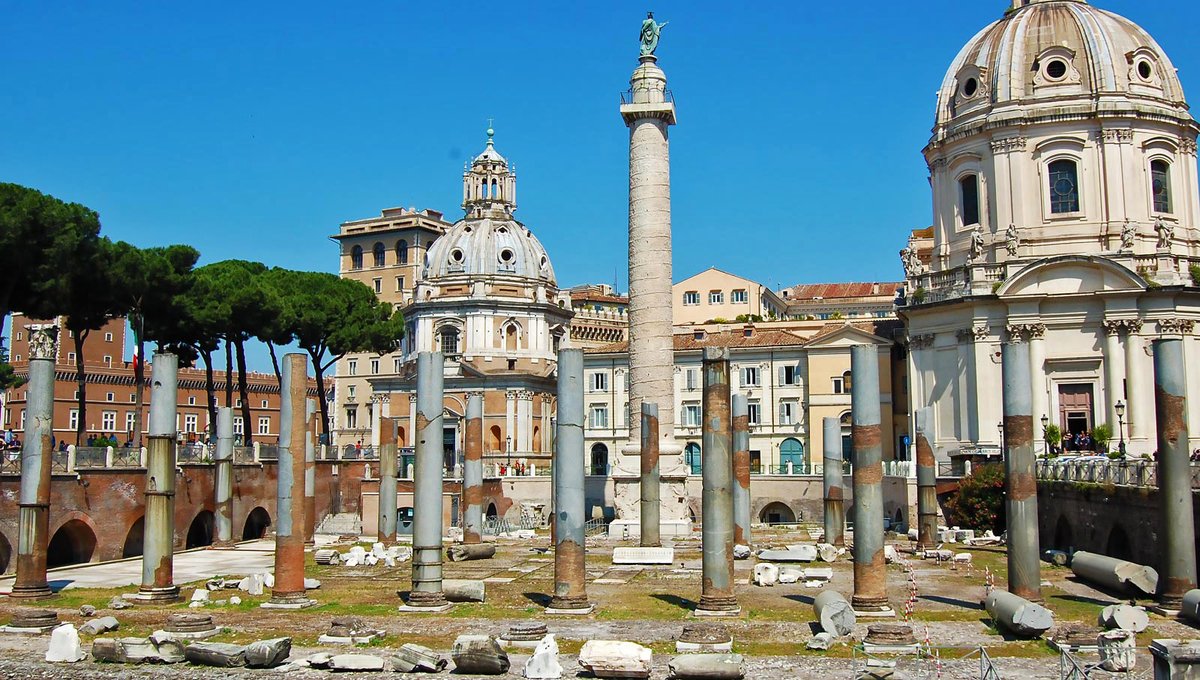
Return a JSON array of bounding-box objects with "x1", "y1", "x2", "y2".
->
[
  {"x1": 1158, "y1": 318, "x2": 1195, "y2": 336},
  {"x1": 26, "y1": 324, "x2": 58, "y2": 361},
  {"x1": 465, "y1": 390, "x2": 485, "y2": 400},
  {"x1": 909, "y1": 333, "x2": 936, "y2": 350},
  {"x1": 1026, "y1": 323, "x2": 1046, "y2": 340},
  {"x1": 408, "y1": 393, "x2": 418, "y2": 404},
  {"x1": 1103, "y1": 319, "x2": 1124, "y2": 336},
  {"x1": 1004, "y1": 324, "x2": 1029, "y2": 344},
  {"x1": 1123, "y1": 319, "x2": 1144, "y2": 334}
]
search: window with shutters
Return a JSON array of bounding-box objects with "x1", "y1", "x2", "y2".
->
[
  {"x1": 781, "y1": 364, "x2": 799, "y2": 385},
  {"x1": 589, "y1": 405, "x2": 609, "y2": 429},
  {"x1": 683, "y1": 291, "x2": 700, "y2": 306},
  {"x1": 779, "y1": 400, "x2": 797, "y2": 425},
  {"x1": 682, "y1": 403, "x2": 701, "y2": 427},
  {"x1": 732, "y1": 289, "x2": 748, "y2": 304},
  {"x1": 747, "y1": 401, "x2": 761, "y2": 425},
  {"x1": 590, "y1": 372, "x2": 608, "y2": 392},
  {"x1": 685, "y1": 368, "x2": 698, "y2": 390},
  {"x1": 741, "y1": 366, "x2": 760, "y2": 387}
]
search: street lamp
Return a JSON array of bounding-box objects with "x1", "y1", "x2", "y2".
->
[
  {"x1": 506, "y1": 435, "x2": 512, "y2": 468},
  {"x1": 1040, "y1": 414, "x2": 1050, "y2": 456},
  {"x1": 998, "y1": 420, "x2": 1004, "y2": 452},
  {"x1": 1115, "y1": 400, "x2": 1126, "y2": 454}
]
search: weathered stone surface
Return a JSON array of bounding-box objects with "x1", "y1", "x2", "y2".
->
[
  {"x1": 444, "y1": 579, "x2": 486, "y2": 602},
  {"x1": 107, "y1": 597, "x2": 131, "y2": 611},
  {"x1": 733, "y1": 545, "x2": 751, "y2": 560},
  {"x1": 752, "y1": 563, "x2": 778, "y2": 587},
  {"x1": 578, "y1": 640, "x2": 653, "y2": 679},
  {"x1": 1099, "y1": 604, "x2": 1149, "y2": 633},
  {"x1": 1099, "y1": 630, "x2": 1136, "y2": 672},
  {"x1": 330, "y1": 654, "x2": 387, "y2": 672},
  {"x1": 165, "y1": 613, "x2": 215, "y2": 633},
  {"x1": 79, "y1": 605, "x2": 96, "y2": 618},
  {"x1": 757, "y1": 546, "x2": 817, "y2": 562},
  {"x1": 524, "y1": 634, "x2": 563, "y2": 679},
  {"x1": 149, "y1": 635, "x2": 186, "y2": 664},
  {"x1": 816, "y1": 544, "x2": 839, "y2": 562},
  {"x1": 865, "y1": 624, "x2": 916, "y2": 646},
  {"x1": 79, "y1": 616, "x2": 119, "y2": 636},
  {"x1": 183, "y1": 642, "x2": 247, "y2": 667},
  {"x1": 452, "y1": 635, "x2": 509, "y2": 675},
  {"x1": 245, "y1": 637, "x2": 292, "y2": 668},
  {"x1": 668, "y1": 653, "x2": 744, "y2": 679},
  {"x1": 678, "y1": 623, "x2": 732, "y2": 646},
  {"x1": 112, "y1": 637, "x2": 166, "y2": 664},
  {"x1": 314, "y1": 549, "x2": 340, "y2": 565},
  {"x1": 45, "y1": 624, "x2": 85, "y2": 663},
  {"x1": 190, "y1": 588, "x2": 210, "y2": 603},
  {"x1": 613, "y1": 547, "x2": 675, "y2": 565},
  {"x1": 813, "y1": 590, "x2": 856, "y2": 637},
  {"x1": 391, "y1": 643, "x2": 446, "y2": 673},
  {"x1": 90, "y1": 639, "x2": 125, "y2": 663},
  {"x1": 806, "y1": 632, "x2": 834, "y2": 650},
  {"x1": 778, "y1": 568, "x2": 803, "y2": 584},
  {"x1": 304, "y1": 578, "x2": 321, "y2": 590},
  {"x1": 229, "y1": 596, "x2": 242, "y2": 605},
  {"x1": 237, "y1": 574, "x2": 264, "y2": 596},
  {"x1": 1043, "y1": 550, "x2": 1069, "y2": 567},
  {"x1": 307, "y1": 652, "x2": 333, "y2": 669},
  {"x1": 10, "y1": 608, "x2": 59, "y2": 629},
  {"x1": 448, "y1": 543, "x2": 497, "y2": 561},
  {"x1": 804, "y1": 567, "x2": 834, "y2": 580}
]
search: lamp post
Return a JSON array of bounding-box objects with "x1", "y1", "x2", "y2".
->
[
  {"x1": 1115, "y1": 400, "x2": 1126, "y2": 455},
  {"x1": 506, "y1": 435, "x2": 512, "y2": 468},
  {"x1": 997, "y1": 420, "x2": 1004, "y2": 452},
  {"x1": 1040, "y1": 414, "x2": 1049, "y2": 456}
]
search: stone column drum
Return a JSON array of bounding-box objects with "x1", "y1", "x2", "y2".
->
[
  {"x1": 732, "y1": 394, "x2": 751, "y2": 547},
  {"x1": 378, "y1": 414, "x2": 398, "y2": 543},
  {"x1": 407, "y1": 351, "x2": 448, "y2": 609},
  {"x1": 214, "y1": 407, "x2": 234, "y2": 545},
  {"x1": 548, "y1": 348, "x2": 591, "y2": 613},
  {"x1": 696, "y1": 348, "x2": 739, "y2": 615},
  {"x1": 850, "y1": 345, "x2": 889, "y2": 614},
  {"x1": 1002, "y1": 331, "x2": 1041, "y2": 602},
  {"x1": 640, "y1": 401, "x2": 661, "y2": 547},
  {"x1": 822, "y1": 416, "x2": 845, "y2": 548},
  {"x1": 11, "y1": 324, "x2": 57, "y2": 600},
  {"x1": 1153, "y1": 336, "x2": 1198, "y2": 608},
  {"x1": 914, "y1": 407, "x2": 938, "y2": 550},
  {"x1": 463, "y1": 393, "x2": 484, "y2": 545},
  {"x1": 134, "y1": 352, "x2": 182, "y2": 602},
  {"x1": 264, "y1": 353, "x2": 314, "y2": 608}
]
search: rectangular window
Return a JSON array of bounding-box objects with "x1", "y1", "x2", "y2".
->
[
  {"x1": 345, "y1": 408, "x2": 357, "y2": 429},
  {"x1": 235, "y1": 399, "x2": 242, "y2": 408},
  {"x1": 732, "y1": 289, "x2": 748, "y2": 304},
  {"x1": 257, "y1": 417, "x2": 270, "y2": 435},
  {"x1": 747, "y1": 401, "x2": 761, "y2": 425},
  {"x1": 373, "y1": 278, "x2": 382, "y2": 294},
  {"x1": 184, "y1": 414, "x2": 198, "y2": 433},
  {"x1": 741, "y1": 366, "x2": 760, "y2": 387},
  {"x1": 188, "y1": 396, "x2": 196, "y2": 405},
  {"x1": 261, "y1": 399, "x2": 268, "y2": 408},
  {"x1": 130, "y1": 393, "x2": 136, "y2": 403},
  {"x1": 104, "y1": 332, "x2": 113, "y2": 342},
  {"x1": 106, "y1": 392, "x2": 115, "y2": 402},
  {"x1": 101, "y1": 411, "x2": 116, "y2": 431},
  {"x1": 782, "y1": 365, "x2": 798, "y2": 385},
  {"x1": 125, "y1": 411, "x2": 136, "y2": 433},
  {"x1": 709, "y1": 290, "x2": 724, "y2": 305},
  {"x1": 395, "y1": 276, "x2": 405, "y2": 292},
  {"x1": 233, "y1": 417, "x2": 244, "y2": 435},
  {"x1": 69, "y1": 409, "x2": 79, "y2": 431},
  {"x1": 779, "y1": 401, "x2": 797, "y2": 426},
  {"x1": 348, "y1": 385, "x2": 356, "y2": 399},
  {"x1": 590, "y1": 372, "x2": 608, "y2": 392},
  {"x1": 19, "y1": 411, "x2": 25, "y2": 429},
  {"x1": 348, "y1": 359, "x2": 357, "y2": 376},
  {"x1": 394, "y1": 357, "x2": 402, "y2": 373},
  {"x1": 370, "y1": 359, "x2": 379, "y2": 374},
  {"x1": 683, "y1": 291, "x2": 700, "y2": 306},
  {"x1": 686, "y1": 368, "x2": 698, "y2": 390},
  {"x1": 67, "y1": 352, "x2": 76, "y2": 362},
  {"x1": 1152, "y1": 160, "x2": 1173, "y2": 213},
  {"x1": 1048, "y1": 159, "x2": 1080, "y2": 214},
  {"x1": 832, "y1": 377, "x2": 845, "y2": 394},
  {"x1": 588, "y1": 405, "x2": 609, "y2": 429},
  {"x1": 682, "y1": 403, "x2": 701, "y2": 427},
  {"x1": 960, "y1": 174, "x2": 980, "y2": 226}
]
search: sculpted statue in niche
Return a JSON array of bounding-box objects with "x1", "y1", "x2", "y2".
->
[
  {"x1": 1155, "y1": 217, "x2": 1174, "y2": 250},
  {"x1": 969, "y1": 225, "x2": 985, "y2": 262},
  {"x1": 1120, "y1": 220, "x2": 1136, "y2": 251},
  {"x1": 1004, "y1": 223, "x2": 1019, "y2": 257}
]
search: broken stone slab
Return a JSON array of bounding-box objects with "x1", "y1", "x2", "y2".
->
[
  {"x1": 1150, "y1": 639, "x2": 1200, "y2": 678},
  {"x1": 245, "y1": 637, "x2": 292, "y2": 668},
  {"x1": 813, "y1": 590, "x2": 856, "y2": 637},
  {"x1": 985, "y1": 590, "x2": 1053, "y2": 638},
  {"x1": 753, "y1": 563, "x2": 779, "y2": 587},
  {"x1": 1049, "y1": 623, "x2": 1103, "y2": 653},
  {"x1": 804, "y1": 567, "x2": 834, "y2": 580},
  {"x1": 668, "y1": 653, "x2": 744, "y2": 679},
  {"x1": 314, "y1": 549, "x2": 341, "y2": 565},
  {"x1": 79, "y1": 616, "x2": 119, "y2": 636},
  {"x1": 676, "y1": 622, "x2": 733, "y2": 653},
  {"x1": 578, "y1": 640, "x2": 653, "y2": 679},
  {"x1": 500, "y1": 621, "x2": 548, "y2": 649},
  {"x1": 229, "y1": 596, "x2": 242, "y2": 605},
  {"x1": 190, "y1": 588, "x2": 210, "y2": 603},
  {"x1": 183, "y1": 642, "x2": 248, "y2": 667},
  {"x1": 922, "y1": 549, "x2": 953, "y2": 561},
  {"x1": 1070, "y1": 551, "x2": 1158, "y2": 597},
  {"x1": 952, "y1": 553, "x2": 972, "y2": 565},
  {"x1": 448, "y1": 543, "x2": 497, "y2": 561},
  {"x1": 733, "y1": 545, "x2": 751, "y2": 560},
  {"x1": 304, "y1": 578, "x2": 321, "y2": 590},
  {"x1": 365, "y1": 554, "x2": 379, "y2": 566},
  {"x1": 1099, "y1": 604, "x2": 1149, "y2": 633},
  {"x1": 330, "y1": 653, "x2": 387, "y2": 672},
  {"x1": 816, "y1": 543, "x2": 840, "y2": 563},
  {"x1": 79, "y1": 605, "x2": 96, "y2": 618},
  {"x1": 757, "y1": 546, "x2": 817, "y2": 562},
  {"x1": 371, "y1": 542, "x2": 387, "y2": 558},
  {"x1": 612, "y1": 546, "x2": 675, "y2": 565},
  {"x1": 524, "y1": 634, "x2": 563, "y2": 679},
  {"x1": 319, "y1": 616, "x2": 384, "y2": 644},
  {"x1": 92, "y1": 636, "x2": 180, "y2": 664},
  {"x1": 107, "y1": 597, "x2": 130, "y2": 611},
  {"x1": 1098, "y1": 630, "x2": 1136, "y2": 672},
  {"x1": 391, "y1": 644, "x2": 446, "y2": 673},
  {"x1": 45, "y1": 624, "x2": 85, "y2": 663},
  {"x1": 1043, "y1": 550, "x2": 1070, "y2": 567},
  {"x1": 884, "y1": 545, "x2": 899, "y2": 563},
  {"x1": 306, "y1": 652, "x2": 334, "y2": 669},
  {"x1": 444, "y1": 579, "x2": 486, "y2": 603},
  {"x1": 237, "y1": 574, "x2": 264, "y2": 596},
  {"x1": 806, "y1": 632, "x2": 834, "y2": 651},
  {"x1": 452, "y1": 635, "x2": 510, "y2": 675},
  {"x1": 5, "y1": 608, "x2": 60, "y2": 633},
  {"x1": 148, "y1": 633, "x2": 186, "y2": 663},
  {"x1": 778, "y1": 568, "x2": 802, "y2": 584}
]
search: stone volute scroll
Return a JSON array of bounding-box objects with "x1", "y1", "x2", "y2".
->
[
  {"x1": 639, "y1": 12, "x2": 668, "y2": 56},
  {"x1": 26, "y1": 324, "x2": 58, "y2": 361}
]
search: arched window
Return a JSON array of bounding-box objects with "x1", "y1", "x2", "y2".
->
[
  {"x1": 504, "y1": 323, "x2": 519, "y2": 351},
  {"x1": 439, "y1": 327, "x2": 460, "y2": 355},
  {"x1": 780, "y1": 438, "x2": 807, "y2": 473},
  {"x1": 350, "y1": 245, "x2": 363, "y2": 270},
  {"x1": 842, "y1": 370, "x2": 852, "y2": 393},
  {"x1": 396, "y1": 240, "x2": 409, "y2": 264},
  {"x1": 590, "y1": 443, "x2": 608, "y2": 476},
  {"x1": 839, "y1": 411, "x2": 853, "y2": 460},
  {"x1": 1048, "y1": 159, "x2": 1080, "y2": 214},
  {"x1": 959, "y1": 174, "x2": 980, "y2": 226},
  {"x1": 1151, "y1": 160, "x2": 1172, "y2": 213},
  {"x1": 372, "y1": 242, "x2": 386, "y2": 267},
  {"x1": 685, "y1": 442, "x2": 702, "y2": 475}
]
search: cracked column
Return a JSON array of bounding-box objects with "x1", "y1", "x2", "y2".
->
[
  {"x1": 378, "y1": 411, "x2": 398, "y2": 543},
  {"x1": 1002, "y1": 328, "x2": 1041, "y2": 602},
  {"x1": 696, "y1": 347, "x2": 739, "y2": 616},
  {"x1": 850, "y1": 344, "x2": 889, "y2": 614},
  {"x1": 1154, "y1": 334, "x2": 1197, "y2": 609},
  {"x1": 305, "y1": 399, "x2": 317, "y2": 546},
  {"x1": 407, "y1": 351, "x2": 448, "y2": 610},
  {"x1": 822, "y1": 416, "x2": 845, "y2": 548},
  {"x1": 732, "y1": 394, "x2": 751, "y2": 547},
  {"x1": 915, "y1": 407, "x2": 937, "y2": 550},
  {"x1": 10, "y1": 324, "x2": 57, "y2": 600},
  {"x1": 640, "y1": 401, "x2": 661, "y2": 547},
  {"x1": 136, "y1": 352, "x2": 181, "y2": 602},
  {"x1": 548, "y1": 348, "x2": 592, "y2": 613},
  {"x1": 214, "y1": 407, "x2": 234, "y2": 545},
  {"x1": 463, "y1": 393, "x2": 484, "y2": 545},
  {"x1": 264, "y1": 353, "x2": 314, "y2": 609},
  {"x1": 616, "y1": 40, "x2": 688, "y2": 539}
]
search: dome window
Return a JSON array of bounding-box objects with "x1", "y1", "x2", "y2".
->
[
  {"x1": 1045, "y1": 60, "x2": 1068, "y2": 81},
  {"x1": 1033, "y1": 47, "x2": 1080, "y2": 89},
  {"x1": 962, "y1": 78, "x2": 979, "y2": 99},
  {"x1": 1137, "y1": 60, "x2": 1154, "y2": 81},
  {"x1": 499, "y1": 248, "x2": 515, "y2": 265},
  {"x1": 449, "y1": 248, "x2": 465, "y2": 264}
]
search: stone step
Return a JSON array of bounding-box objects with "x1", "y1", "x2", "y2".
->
[{"x1": 315, "y1": 512, "x2": 362, "y2": 536}]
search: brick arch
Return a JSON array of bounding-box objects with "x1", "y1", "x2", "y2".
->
[
  {"x1": 751, "y1": 497, "x2": 800, "y2": 526},
  {"x1": 48, "y1": 512, "x2": 100, "y2": 568}
]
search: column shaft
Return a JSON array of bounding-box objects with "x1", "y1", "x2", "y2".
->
[
  {"x1": 1154, "y1": 337, "x2": 1197, "y2": 607},
  {"x1": 550, "y1": 349, "x2": 590, "y2": 611},
  {"x1": 640, "y1": 402, "x2": 661, "y2": 547},
  {"x1": 1029, "y1": 334, "x2": 1048, "y2": 453},
  {"x1": 1002, "y1": 337, "x2": 1041, "y2": 601},
  {"x1": 267, "y1": 353, "x2": 312, "y2": 606},
  {"x1": 11, "y1": 352, "x2": 54, "y2": 599},
  {"x1": 697, "y1": 348, "x2": 738, "y2": 614},
  {"x1": 851, "y1": 345, "x2": 888, "y2": 612},
  {"x1": 139, "y1": 352, "x2": 180, "y2": 601},
  {"x1": 409, "y1": 351, "x2": 447, "y2": 607},
  {"x1": 822, "y1": 417, "x2": 845, "y2": 548},
  {"x1": 378, "y1": 415, "x2": 398, "y2": 543},
  {"x1": 463, "y1": 394, "x2": 484, "y2": 545},
  {"x1": 1103, "y1": 326, "x2": 1123, "y2": 429},
  {"x1": 1125, "y1": 325, "x2": 1149, "y2": 440},
  {"x1": 304, "y1": 400, "x2": 317, "y2": 545},
  {"x1": 915, "y1": 407, "x2": 938, "y2": 550},
  {"x1": 731, "y1": 395, "x2": 751, "y2": 547},
  {"x1": 215, "y1": 408, "x2": 234, "y2": 544}
]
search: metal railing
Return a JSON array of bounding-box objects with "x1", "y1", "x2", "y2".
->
[
  {"x1": 938, "y1": 460, "x2": 970, "y2": 478},
  {"x1": 1035, "y1": 457, "x2": 1173, "y2": 488},
  {"x1": 584, "y1": 517, "x2": 609, "y2": 537},
  {"x1": 111, "y1": 448, "x2": 142, "y2": 468},
  {"x1": 177, "y1": 444, "x2": 212, "y2": 464},
  {"x1": 73, "y1": 446, "x2": 109, "y2": 468},
  {"x1": 257, "y1": 445, "x2": 279, "y2": 461},
  {"x1": 233, "y1": 446, "x2": 255, "y2": 464}
]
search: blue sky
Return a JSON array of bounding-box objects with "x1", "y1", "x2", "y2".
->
[{"x1": 4, "y1": 1, "x2": 1199, "y2": 369}]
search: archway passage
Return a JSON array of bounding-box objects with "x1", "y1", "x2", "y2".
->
[
  {"x1": 1106, "y1": 523, "x2": 1132, "y2": 562},
  {"x1": 187, "y1": 511, "x2": 216, "y2": 549},
  {"x1": 486, "y1": 503, "x2": 498, "y2": 518},
  {"x1": 0, "y1": 532, "x2": 11, "y2": 573},
  {"x1": 242, "y1": 507, "x2": 271, "y2": 541},
  {"x1": 759, "y1": 502, "x2": 796, "y2": 525},
  {"x1": 1054, "y1": 514, "x2": 1073, "y2": 551},
  {"x1": 122, "y1": 517, "x2": 145, "y2": 558},
  {"x1": 47, "y1": 519, "x2": 96, "y2": 568},
  {"x1": 685, "y1": 442, "x2": 701, "y2": 475}
]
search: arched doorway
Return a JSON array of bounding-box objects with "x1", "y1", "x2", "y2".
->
[
  {"x1": 398, "y1": 507, "x2": 414, "y2": 535},
  {"x1": 685, "y1": 442, "x2": 701, "y2": 474},
  {"x1": 243, "y1": 507, "x2": 271, "y2": 541},
  {"x1": 780, "y1": 438, "x2": 806, "y2": 473},
  {"x1": 1054, "y1": 515, "x2": 1073, "y2": 551},
  {"x1": 759, "y1": 502, "x2": 796, "y2": 526},
  {"x1": 486, "y1": 503, "x2": 498, "y2": 518},
  {"x1": 1106, "y1": 523, "x2": 1132, "y2": 561},
  {"x1": 490, "y1": 425, "x2": 503, "y2": 452},
  {"x1": 0, "y1": 532, "x2": 11, "y2": 573},
  {"x1": 187, "y1": 511, "x2": 215, "y2": 549},
  {"x1": 840, "y1": 411, "x2": 853, "y2": 459},
  {"x1": 590, "y1": 443, "x2": 609, "y2": 476},
  {"x1": 48, "y1": 519, "x2": 96, "y2": 568},
  {"x1": 122, "y1": 517, "x2": 145, "y2": 558}
]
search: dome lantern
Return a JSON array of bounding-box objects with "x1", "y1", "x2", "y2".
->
[{"x1": 462, "y1": 126, "x2": 517, "y2": 218}]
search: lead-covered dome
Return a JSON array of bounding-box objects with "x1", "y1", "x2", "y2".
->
[
  {"x1": 933, "y1": 0, "x2": 1190, "y2": 139},
  {"x1": 424, "y1": 216, "x2": 556, "y2": 284}
]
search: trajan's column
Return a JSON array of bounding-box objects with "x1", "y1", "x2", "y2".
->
[{"x1": 613, "y1": 13, "x2": 690, "y2": 538}]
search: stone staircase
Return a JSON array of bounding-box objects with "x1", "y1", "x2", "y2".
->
[{"x1": 316, "y1": 512, "x2": 362, "y2": 537}]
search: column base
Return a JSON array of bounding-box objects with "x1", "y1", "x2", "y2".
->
[
  {"x1": 545, "y1": 603, "x2": 595, "y2": 616},
  {"x1": 853, "y1": 606, "x2": 897, "y2": 618},
  {"x1": 1151, "y1": 603, "x2": 1183, "y2": 617},
  {"x1": 695, "y1": 595, "x2": 741, "y2": 617},
  {"x1": 125, "y1": 587, "x2": 181, "y2": 604},
  {"x1": 692, "y1": 607, "x2": 742, "y2": 618},
  {"x1": 261, "y1": 592, "x2": 317, "y2": 610},
  {"x1": 7, "y1": 586, "x2": 55, "y2": 601},
  {"x1": 398, "y1": 603, "x2": 454, "y2": 613},
  {"x1": 404, "y1": 590, "x2": 449, "y2": 610}
]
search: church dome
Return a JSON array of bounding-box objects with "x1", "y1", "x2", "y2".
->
[
  {"x1": 933, "y1": 0, "x2": 1190, "y2": 139},
  {"x1": 424, "y1": 216, "x2": 556, "y2": 284}
]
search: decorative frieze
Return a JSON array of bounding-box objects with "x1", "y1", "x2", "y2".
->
[
  {"x1": 1158, "y1": 318, "x2": 1195, "y2": 336},
  {"x1": 26, "y1": 324, "x2": 58, "y2": 361},
  {"x1": 1097, "y1": 128, "x2": 1134, "y2": 143},
  {"x1": 909, "y1": 334, "x2": 936, "y2": 350},
  {"x1": 990, "y1": 137, "x2": 1028, "y2": 153}
]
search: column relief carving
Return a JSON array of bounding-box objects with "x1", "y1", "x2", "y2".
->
[{"x1": 27, "y1": 324, "x2": 59, "y2": 361}]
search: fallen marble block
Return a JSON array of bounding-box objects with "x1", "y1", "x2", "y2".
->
[
  {"x1": 452, "y1": 635, "x2": 509, "y2": 675},
  {"x1": 45, "y1": 624, "x2": 85, "y2": 663},
  {"x1": 757, "y1": 546, "x2": 817, "y2": 562},
  {"x1": 753, "y1": 563, "x2": 779, "y2": 587},
  {"x1": 245, "y1": 637, "x2": 292, "y2": 668},
  {"x1": 1099, "y1": 630, "x2": 1136, "y2": 673},
  {"x1": 183, "y1": 642, "x2": 248, "y2": 667},
  {"x1": 1099, "y1": 604, "x2": 1149, "y2": 633},
  {"x1": 79, "y1": 616, "x2": 119, "y2": 636},
  {"x1": 578, "y1": 640, "x2": 653, "y2": 679},
  {"x1": 733, "y1": 545, "x2": 751, "y2": 560},
  {"x1": 668, "y1": 653, "x2": 744, "y2": 679},
  {"x1": 806, "y1": 633, "x2": 834, "y2": 650},
  {"x1": 314, "y1": 549, "x2": 341, "y2": 565},
  {"x1": 330, "y1": 653, "x2": 387, "y2": 672},
  {"x1": 444, "y1": 579, "x2": 486, "y2": 603},
  {"x1": 392, "y1": 643, "x2": 446, "y2": 673},
  {"x1": 524, "y1": 634, "x2": 563, "y2": 679},
  {"x1": 778, "y1": 568, "x2": 802, "y2": 584},
  {"x1": 448, "y1": 543, "x2": 497, "y2": 561}
]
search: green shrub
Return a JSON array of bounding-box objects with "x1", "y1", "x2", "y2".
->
[
  {"x1": 1092, "y1": 422, "x2": 1113, "y2": 452},
  {"x1": 945, "y1": 463, "x2": 1006, "y2": 533},
  {"x1": 1190, "y1": 265, "x2": 1200, "y2": 287},
  {"x1": 912, "y1": 287, "x2": 927, "y2": 304}
]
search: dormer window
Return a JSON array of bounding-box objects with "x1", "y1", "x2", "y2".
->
[{"x1": 1034, "y1": 47, "x2": 1081, "y2": 89}]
